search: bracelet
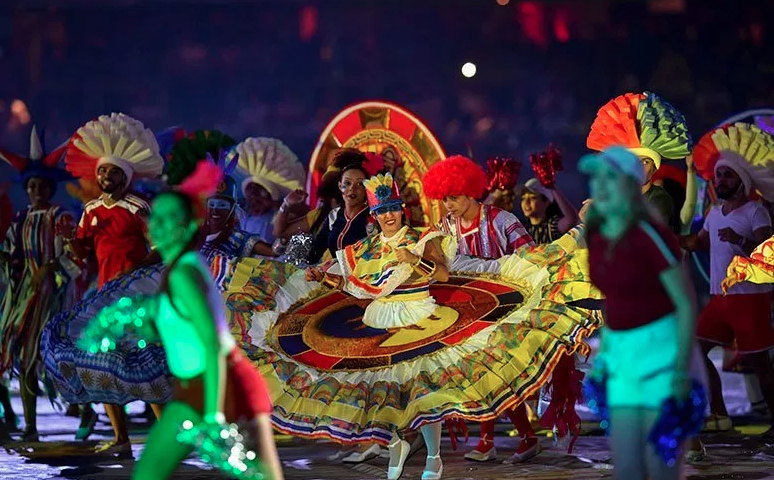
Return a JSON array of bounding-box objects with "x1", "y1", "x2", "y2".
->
[
  {"x1": 414, "y1": 258, "x2": 437, "y2": 277},
  {"x1": 322, "y1": 273, "x2": 344, "y2": 290}
]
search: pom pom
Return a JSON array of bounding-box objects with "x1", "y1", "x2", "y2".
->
[
  {"x1": 77, "y1": 296, "x2": 158, "y2": 354},
  {"x1": 179, "y1": 161, "x2": 224, "y2": 200},
  {"x1": 485, "y1": 156, "x2": 520, "y2": 192},
  {"x1": 529, "y1": 145, "x2": 564, "y2": 188},
  {"x1": 582, "y1": 374, "x2": 610, "y2": 434},
  {"x1": 648, "y1": 380, "x2": 708, "y2": 467},
  {"x1": 422, "y1": 155, "x2": 488, "y2": 200},
  {"x1": 177, "y1": 419, "x2": 266, "y2": 480}
]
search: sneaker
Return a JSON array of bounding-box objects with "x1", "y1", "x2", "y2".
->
[
  {"x1": 503, "y1": 437, "x2": 542, "y2": 464},
  {"x1": 702, "y1": 414, "x2": 733, "y2": 432}
]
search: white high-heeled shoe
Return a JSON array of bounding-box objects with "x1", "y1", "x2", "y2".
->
[
  {"x1": 387, "y1": 438, "x2": 410, "y2": 480},
  {"x1": 421, "y1": 454, "x2": 443, "y2": 480}
]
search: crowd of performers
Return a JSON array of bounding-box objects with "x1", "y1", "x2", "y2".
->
[{"x1": 0, "y1": 95, "x2": 772, "y2": 480}]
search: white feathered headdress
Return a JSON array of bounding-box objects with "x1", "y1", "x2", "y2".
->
[
  {"x1": 65, "y1": 113, "x2": 163, "y2": 184},
  {"x1": 233, "y1": 137, "x2": 306, "y2": 200}
]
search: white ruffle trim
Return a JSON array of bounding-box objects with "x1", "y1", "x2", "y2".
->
[{"x1": 362, "y1": 296, "x2": 437, "y2": 329}]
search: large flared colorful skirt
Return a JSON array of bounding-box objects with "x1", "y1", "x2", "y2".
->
[
  {"x1": 40, "y1": 264, "x2": 173, "y2": 405},
  {"x1": 237, "y1": 227, "x2": 604, "y2": 445}
]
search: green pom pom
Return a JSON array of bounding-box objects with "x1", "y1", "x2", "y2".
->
[
  {"x1": 77, "y1": 295, "x2": 159, "y2": 354},
  {"x1": 637, "y1": 92, "x2": 692, "y2": 160}
]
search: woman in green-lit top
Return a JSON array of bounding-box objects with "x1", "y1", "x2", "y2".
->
[{"x1": 84, "y1": 162, "x2": 283, "y2": 480}]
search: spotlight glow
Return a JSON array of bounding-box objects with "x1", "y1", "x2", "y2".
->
[{"x1": 461, "y1": 62, "x2": 477, "y2": 78}]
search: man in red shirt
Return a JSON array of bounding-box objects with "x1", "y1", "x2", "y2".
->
[
  {"x1": 423, "y1": 155, "x2": 542, "y2": 464},
  {"x1": 64, "y1": 113, "x2": 164, "y2": 456}
]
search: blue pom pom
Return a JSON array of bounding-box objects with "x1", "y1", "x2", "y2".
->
[{"x1": 648, "y1": 380, "x2": 708, "y2": 466}]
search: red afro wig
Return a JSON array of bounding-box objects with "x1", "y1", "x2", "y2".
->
[{"x1": 422, "y1": 155, "x2": 488, "y2": 200}]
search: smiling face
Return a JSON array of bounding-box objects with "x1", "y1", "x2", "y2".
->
[
  {"x1": 520, "y1": 191, "x2": 548, "y2": 220},
  {"x1": 205, "y1": 196, "x2": 235, "y2": 233},
  {"x1": 25, "y1": 176, "x2": 53, "y2": 209},
  {"x1": 149, "y1": 193, "x2": 196, "y2": 260},
  {"x1": 374, "y1": 206, "x2": 403, "y2": 236},
  {"x1": 96, "y1": 164, "x2": 127, "y2": 194},
  {"x1": 339, "y1": 168, "x2": 367, "y2": 209},
  {"x1": 245, "y1": 182, "x2": 274, "y2": 215}
]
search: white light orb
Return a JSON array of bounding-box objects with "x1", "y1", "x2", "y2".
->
[{"x1": 461, "y1": 62, "x2": 477, "y2": 78}]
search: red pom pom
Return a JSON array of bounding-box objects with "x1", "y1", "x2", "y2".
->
[
  {"x1": 422, "y1": 155, "x2": 488, "y2": 200},
  {"x1": 529, "y1": 144, "x2": 564, "y2": 188},
  {"x1": 485, "y1": 157, "x2": 521, "y2": 192}
]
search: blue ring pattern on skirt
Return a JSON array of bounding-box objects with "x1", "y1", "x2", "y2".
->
[{"x1": 40, "y1": 263, "x2": 173, "y2": 405}]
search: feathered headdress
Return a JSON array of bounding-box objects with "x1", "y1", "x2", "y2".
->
[
  {"x1": 165, "y1": 130, "x2": 237, "y2": 189},
  {"x1": 65, "y1": 113, "x2": 163, "y2": 184},
  {"x1": 692, "y1": 122, "x2": 774, "y2": 200},
  {"x1": 0, "y1": 125, "x2": 72, "y2": 189},
  {"x1": 233, "y1": 137, "x2": 305, "y2": 201},
  {"x1": 422, "y1": 155, "x2": 488, "y2": 200},
  {"x1": 587, "y1": 92, "x2": 692, "y2": 170},
  {"x1": 364, "y1": 172, "x2": 403, "y2": 214}
]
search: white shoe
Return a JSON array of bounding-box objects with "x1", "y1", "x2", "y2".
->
[
  {"x1": 421, "y1": 454, "x2": 443, "y2": 480},
  {"x1": 464, "y1": 446, "x2": 497, "y2": 462},
  {"x1": 327, "y1": 447, "x2": 356, "y2": 462},
  {"x1": 387, "y1": 439, "x2": 410, "y2": 480},
  {"x1": 342, "y1": 444, "x2": 381, "y2": 463}
]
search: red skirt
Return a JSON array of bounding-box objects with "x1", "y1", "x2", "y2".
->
[{"x1": 173, "y1": 348, "x2": 272, "y2": 422}]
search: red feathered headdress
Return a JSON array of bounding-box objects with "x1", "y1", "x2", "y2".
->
[{"x1": 422, "y1": 155, "x2": 488, "y2": 200}]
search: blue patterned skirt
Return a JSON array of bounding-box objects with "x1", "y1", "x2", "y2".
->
[{"x1": 41, "y1": 264, "x2": 173, "y2": 405}]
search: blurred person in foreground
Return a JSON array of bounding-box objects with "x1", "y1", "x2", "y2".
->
[{"x1": 582, "y1": 146, "x2": 704, "y2": 479}]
